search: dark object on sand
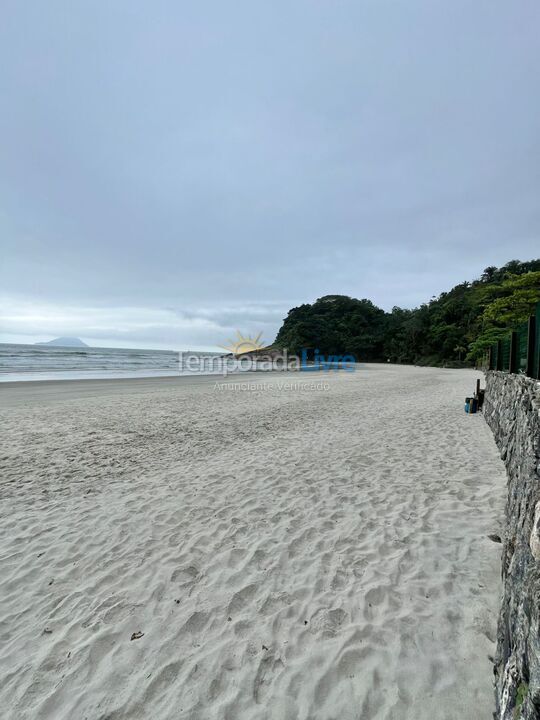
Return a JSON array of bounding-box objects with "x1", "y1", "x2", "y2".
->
[
  {"x1": 465, "y1": 379, "x2": 485, "y2": 414},
  {"x1": 130, "y1": 631, "x2": 144, "y2": 641},
  {"x1": 475, "y1": 378, "x2": 485, "y2": 410},
  {"x1": 464, "y1": 397, "x2": 478, "y2": 414}
]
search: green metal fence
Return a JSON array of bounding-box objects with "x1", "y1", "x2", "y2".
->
[{"x1": 488, "y1": 301, "x2": 540, "y2": 378}]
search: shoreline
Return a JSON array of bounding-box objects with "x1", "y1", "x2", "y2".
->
[
  {"x1": 0, "y1": 370, "x2": 297, "y2": 407},
  {"x1": 0, "y1": 360, "x2": 475, "y2": 387}
]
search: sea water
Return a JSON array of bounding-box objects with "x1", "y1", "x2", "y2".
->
[{"x1": 0, "y1": 344, "x2": 233, "y2": 382}]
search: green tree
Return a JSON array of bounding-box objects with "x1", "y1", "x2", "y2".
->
[{"x1": 273, "y1": 260, "x2": 540, "y2": 367}]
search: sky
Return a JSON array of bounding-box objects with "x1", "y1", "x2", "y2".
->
[{"x1": 1, "y1": 0, "x2": 539, "y2": 350}]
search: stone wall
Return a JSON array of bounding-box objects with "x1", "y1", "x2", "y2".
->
[{"x1": 484, "y1": 371, "x2": 540, "y2": 719}]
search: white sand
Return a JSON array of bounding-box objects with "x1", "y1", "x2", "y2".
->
[{"x1": 0, "y1": 365, "x2": 506, "y2": 720}]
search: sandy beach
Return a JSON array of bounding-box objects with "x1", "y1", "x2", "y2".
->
[{"x1": 0, "y1": 365, "x2": 506, "y2": 720}]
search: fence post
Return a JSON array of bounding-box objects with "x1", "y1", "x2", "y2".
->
[
  {"x1": 526, "y1": 315, "x2": 536, "y2": 378},
  {"x1": 536, "y1": 303, "x2": 540, "y2": 379},
  {"x1": 496, "y1": 339, "x2": 503, "y2": 371},
  {"x1": 509, "y1": 331, "x2": 518, "y2": 374}
]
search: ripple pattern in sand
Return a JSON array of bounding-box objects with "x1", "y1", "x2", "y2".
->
[{"x1": 0, "y1": 366, "x2": 506, "y2": 719}]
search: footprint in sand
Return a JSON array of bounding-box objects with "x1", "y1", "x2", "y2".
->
[
  {"x1": 170, "y1": 566, "x2": 199, "y2": 585},
  {"x1": 309, "y1": 607, "x2": 349, "y2": 637}
]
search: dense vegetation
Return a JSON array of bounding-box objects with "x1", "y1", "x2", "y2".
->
[{"x1": 274, "y1": 260, "x2": 540, "y2": 366}]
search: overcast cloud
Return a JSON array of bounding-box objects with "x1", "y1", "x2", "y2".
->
[{"x1": 1, "y1": 0, "x2": 539, "y2": 349}]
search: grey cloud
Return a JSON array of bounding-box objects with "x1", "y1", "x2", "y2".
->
[{"x1": 0, "y1": 0, "x2": 539, "y2": 348}]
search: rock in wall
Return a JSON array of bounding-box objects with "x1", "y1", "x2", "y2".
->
[{"x1": 484, "y1": 371, "x2": 540, "y2": 719}]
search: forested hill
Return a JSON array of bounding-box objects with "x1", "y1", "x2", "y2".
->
[{"x1": 274, "y1": 259, "x2": 540, "y2": 366}]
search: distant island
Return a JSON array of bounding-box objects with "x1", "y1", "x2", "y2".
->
[{"x1": 35, "y1": 337, "x2": 89, "y2": 347}]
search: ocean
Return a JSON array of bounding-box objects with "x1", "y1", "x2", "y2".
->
[{"x1": 0, "y1": 344, "x2": 238, "y2": 382}]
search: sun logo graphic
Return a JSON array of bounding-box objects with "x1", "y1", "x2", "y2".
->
[{"x1": 220, "y1": 330, "x2": 266, "y2": 356}]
